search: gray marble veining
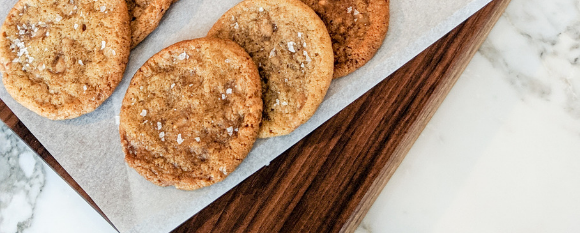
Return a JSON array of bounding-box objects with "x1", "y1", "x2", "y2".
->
[{"x1": 0, "y1": 123, "x2": 44, "y2": 233}]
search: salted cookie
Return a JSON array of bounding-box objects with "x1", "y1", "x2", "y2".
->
[
  {"x1": 208, "y1": 0, "x2": 334, "y2": 138},
  {"x1": 120, "y1": 38, "x2": 262, "y2": 190},
  {"x1": 300, "y1": 0, "x2": 390, "y2": 78},
  {"x1": 0, "y1": 0, "x2": 130, "y2": 120},
  {"x1": 126, "y1": 0, "x2": 174, "y2": 48}
]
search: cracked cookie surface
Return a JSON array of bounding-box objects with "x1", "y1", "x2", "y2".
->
[
  {"x1": 120, "y1": 38, "x2": 262, "y2": 190},
  {"x1": 0, "y1": 0, "x2": 130, "y2": 120},
  {"x1": 208, "y1": 0, "x2": 333, "y2": 138},
  {"x1": 300, "y1": 0, "x2": 389, "y2": 78}
]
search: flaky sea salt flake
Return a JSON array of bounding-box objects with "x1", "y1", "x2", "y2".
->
[
  {"x1": 304, "y1": 51, "x2": 311, "y2": 62},
  {"x1": 195, "y1": 137, "x2": 200, "y2": 142},
  {"x1": 178, "y1": 51, "x2": 189, "y2": 60},
  {"x1": 226, "y1": 126, "x2": 233, "y2": 136},
  {"x1": 287, "y1": 41, "x2": 296, "y2": 53},
  {"x1": 101, "y1": 41, "x2": 106, "y2": 50},
  {"x1": 177, "y1": 134, "x2": 184, "y2": 145},
  {"x1": 226, "y1": 88, "x2": 232, "y2": 94},
  {"x1": 347, "y1": 6, "x2": 352, "y2": 13},
  {"x1": 100, "y1": 6, "x2": 106, "y2": 12},
  {"x1": 140, "y1": 109, "x2": 147, "y2": 117},
  {"x1": 78, "y1": 60, "x2": 84, "y2": 65},
  {"x1": 269, "y1": 48, "x2": 276, "y2": 58}
]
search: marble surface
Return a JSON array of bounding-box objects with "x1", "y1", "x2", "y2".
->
[{"x1": 1, "y1": 0, "x2": 580, "y2": 232}]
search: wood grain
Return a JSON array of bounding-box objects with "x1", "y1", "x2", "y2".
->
[{"x1": 0, "y1": 0, "x2": 510, "y2": 232}]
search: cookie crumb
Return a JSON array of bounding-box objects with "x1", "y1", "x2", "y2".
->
[{"x1": 140, "y1": 109, "x2": 147, "y2": 117}]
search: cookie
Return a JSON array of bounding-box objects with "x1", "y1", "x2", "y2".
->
[
  {"x1": 300, "y1": 0, "x2": 390, "y2": 78},
  {"x1": 0, "y1": 0, "x2": 130, "y2": 120},
  {"x1": 126, "y1": 0, "x2": 174, "y2": 48},
  {"x1": 119, "y1": 38, "x2": 262, "y2": 190},
  {"x1": 208, "y1": 0, "x2": 334, "y2": 138}
]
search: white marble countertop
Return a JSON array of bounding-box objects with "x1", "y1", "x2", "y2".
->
[{"x1": 2, "y1": 0, "x2": 580, "y2": 232}]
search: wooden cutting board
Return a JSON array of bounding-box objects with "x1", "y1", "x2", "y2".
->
[{"x1": 0, "y1": 0, "x2": 510, "y2": 231}]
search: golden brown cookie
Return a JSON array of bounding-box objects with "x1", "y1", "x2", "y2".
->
[
  {"x1": 120, "y1": 38, "x2": 262, "y2": 190},
  {"x1": 208, "y1": 0, "x2": 334, "y2": 138},
  {"x1": 300, "y1": 0, "x2": 390, "y2": 78},
  {"x1": 126, "y1": 0, "x2": 174, "y2": 48},
  {"x1": 0, "y1": 0, "x2": 130, "y2": 120}
]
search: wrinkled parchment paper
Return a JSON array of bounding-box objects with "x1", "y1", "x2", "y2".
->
[{"x1": 0, "y1": 0, "x2": 491, "y2": 232}]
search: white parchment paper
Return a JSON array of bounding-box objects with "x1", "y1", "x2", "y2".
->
[{"x1": 0, "y1": 0, "x2": 491, "y2": 232}]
